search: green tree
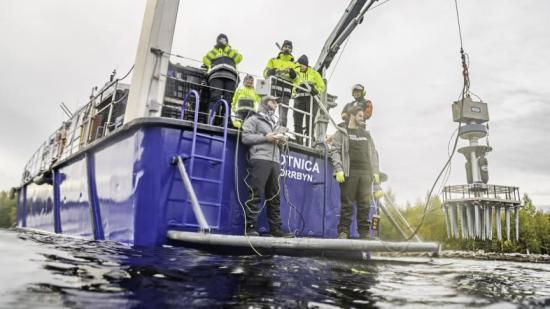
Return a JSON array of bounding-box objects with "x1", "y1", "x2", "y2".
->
[
  {"x1": 380, "y1": 192, "x2": 550, "y2": 254},
  {"x1": 0, "y1": 190, "x2": 17, "y2": 228}
]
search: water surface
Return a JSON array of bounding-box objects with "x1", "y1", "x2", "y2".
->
[{"x1": 0, "y1": 229, "x2": 549, "y2": 308}]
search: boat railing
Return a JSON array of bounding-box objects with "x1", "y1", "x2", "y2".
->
[
  {"x1": 21, "y1": 80, "x2": 129, "y2": 184},
  {"x1": 20, "y1": 58, "x2": 341, "y2": 184},
  {"x1": 160, "y1": 64, "x2": 341, "y2": 149}
]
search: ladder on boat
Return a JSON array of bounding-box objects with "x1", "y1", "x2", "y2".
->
[{"x1": 170, "y1": 90, "x2": 230, "y2": 231}]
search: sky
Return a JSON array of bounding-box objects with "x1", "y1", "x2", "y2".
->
[{"x1": 0, "y1": 0, "x2": 549, "y2": 210}]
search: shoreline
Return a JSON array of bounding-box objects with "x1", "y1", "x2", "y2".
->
[{"x1": 381, "y1": 249, "x2": 550, "y2": 263}]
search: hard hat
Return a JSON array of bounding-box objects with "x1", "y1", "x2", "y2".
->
[{"x1": 352, "y1": 84, "x2": 366, "y2": 96}]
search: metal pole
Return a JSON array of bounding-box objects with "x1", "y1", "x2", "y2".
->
[
  {"x1": 488, "y1": 206, "x2": 493, "y2": 240},
  {"x1": 176, "y1": 156, "x2": 210, "y2": 233},
  {"x1": 125, "y1": 0, "x2": 180, "y2": 122},
  {"x1": 378, "y1": 204, "x2": 409, "y2": 240},
  {"x1": 459, "y1": 204, "x2": 466, "y2": 239},
  {"x1": 467, "y1": 206, "x2": 474, "y2": 239},
  {"x1": 505, "y1": 207, "x2": 511, "y2": 240},
  {"x1": 496, "y1": 206, "x2": 502, "y2": 241},
  {"x1": 167, "y1": 230, "x2": 440, "y2": 253},
  {"x1": 444, "y1": 205, "x2": 451, "y2": 238},
  {"x1": 474, "y1": 203, "x2": 480, "y2": 239},
  {"x1": 383, "y1": 197, "x2": 422, "y2": 241},
  {"x1": 515, "y1": 206, "x2": 519, "y2": 241}
]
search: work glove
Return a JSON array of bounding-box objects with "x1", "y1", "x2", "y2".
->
[
  {"x1": 373, "y1": 173, "x2": 380, "y2": 185},
  {"x1": 374, "y1": 187, "x2": 384, "y2": 200},
  {"x1": 232, "y1": 119, "x2": 242, "y2": 129},
  {"x1": 267, "y1": 68, "x2": 277, "y2": 77},
  {"x1": 288, "y1": 68, "x2": 297, "y2": 79},
  {"x1": 335, "y1": 171, "x2": 345, "y2": 183},
  {"x1": 310, "y1": 85, "x2": 319, "y2": 96}
]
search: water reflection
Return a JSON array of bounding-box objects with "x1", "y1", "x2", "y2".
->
[{"x1": 1, "y1": 229, "x2": 549, "y2": 308}]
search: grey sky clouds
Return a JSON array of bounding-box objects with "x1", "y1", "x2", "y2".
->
[{"x1": 1, "y1": 0, "x2": 549, "y2": 209}]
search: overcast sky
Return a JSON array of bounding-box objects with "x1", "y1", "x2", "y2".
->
[{"x1": 1, "y1": 0, "x2": 549, "y2": 210}]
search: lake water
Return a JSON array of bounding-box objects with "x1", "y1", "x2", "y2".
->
[{"x1": 0, "y1": 228, "x2": 549, "y2": 308}]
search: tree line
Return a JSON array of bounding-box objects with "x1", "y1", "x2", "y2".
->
[
  {"x1": 380, "y1": 191, "x2": 550, "y2": 255},
  {"x1": 0, "y1": 191, "x2": 17, "y2": 228}
]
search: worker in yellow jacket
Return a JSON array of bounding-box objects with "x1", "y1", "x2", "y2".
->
[
  {"x1": 231, "y1": 75, "x2": 261, "y2": 128},
  {"x1": 292, "y1": 55, "x2": 326, "y2": 145},
  {"x1": 203, "y1": 34, "x2": 243, "y2": 125},
  {"x1": 263, "y1": 40, "x2": 297, "y2": 127}
]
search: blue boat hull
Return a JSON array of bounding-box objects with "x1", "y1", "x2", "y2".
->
[{"x1": 17, "y1": 118, "x2": 352, "y2": 246}]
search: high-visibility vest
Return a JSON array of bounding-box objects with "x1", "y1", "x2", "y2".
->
[
  {"x1": 263, "y1": 53, "x2": 297, "y2": 80},
  {"x1": 231, "y1": 87, "x2": 260, "y2": 113},
  {"x1": 292, "y1": 67, "x2": 326, "y2": 96},
  {"x1": 202, "y1": 45, "x2": 243, "y2": 70}
]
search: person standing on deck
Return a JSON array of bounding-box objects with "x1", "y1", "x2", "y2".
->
[
  {"x1": 292, "y1": 55, "x2": 326, "y2": 146},
  {"x1": 203, "y1": 33, "x2": 243, "y2": 124},
  {"x1": 340, "y1": 84, "x2": 373, "y2": 127},
  {"x1": 329, "y1": 106, "x2": 381, "y2": 239},
  {"x1": 241, "y1": 96, "x2": 293, "y2": 238},
  {"x1": 231, "y1": 74, "x2": 261, "y2": 129},
  {"x1": 263, "y1": 40, "x2": 297, "y2": 127}
]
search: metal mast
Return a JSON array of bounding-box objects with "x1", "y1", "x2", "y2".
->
[{"x1": 124, "y1": 0, "x2": 180, "y2": 123}]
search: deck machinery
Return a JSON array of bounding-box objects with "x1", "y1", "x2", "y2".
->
[{"x1": 442, "y1": 96, "x2": 522, "y2": 241}]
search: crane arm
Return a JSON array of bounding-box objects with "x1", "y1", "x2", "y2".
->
[{"x1": 314, "y1": 0, "x2": 378, "y2": 76}]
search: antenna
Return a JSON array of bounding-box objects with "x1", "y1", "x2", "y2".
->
[{"x1": 59, "y1": 102, "x2": 73, "y2": 118}]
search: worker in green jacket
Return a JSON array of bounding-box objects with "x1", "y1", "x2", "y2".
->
[
  {"x1": 263, "y1": 40, "x2": 297, "y2": 127},
  {"x1": 292, "y1": 55, "x2": 326, "y2": 146},
  {"x1": 203, "y1": 34, "x2": 243, "y2": 125},
  {"x1": 231, "y1": 75, "x2": 261, "y2": 128}
]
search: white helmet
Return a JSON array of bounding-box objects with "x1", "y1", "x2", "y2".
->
[{"x1": 351, "y1": 84, "x2": 366, "y2": 96}]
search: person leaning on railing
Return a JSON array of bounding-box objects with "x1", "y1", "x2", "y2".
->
[
  {"x1": 230, "y1": 75, "x2": 261, "y2": 129},
  {"x1": 329, "y1": 106, "x2": 381, "y2": 240},
  {"x1": 292, "y1": 55, "x2": 326, "y2": 146},
  {"x1": 263, "y1": 40, "x2": 297, "y2": 127}
]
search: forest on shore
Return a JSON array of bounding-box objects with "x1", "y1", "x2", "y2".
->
[{"x1": 380, "y1": 191, "x2": 550, "y2": 255}]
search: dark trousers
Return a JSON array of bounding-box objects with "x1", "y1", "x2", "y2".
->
[
  {"x1": 338, "y1": 173, "x2": 373, "y2": 235},
  {"x1": 235, "y1": 109, "x2": 253, "y2": 121},
  {"x1": 245, "y1": 159, "x2": 282, "y2": 232},
  {"x1": 270, "y1": 80, "x2": 292, "y2": 127},
  {"x1": 209, "y1": 78, "x2": 236, "y2": 125},
  {"x1": 293, "y1": 95, "x2": 318, "y2": 146},
  {"x1": 232, "y1": 110, "x2": 253, "y2": 128}
]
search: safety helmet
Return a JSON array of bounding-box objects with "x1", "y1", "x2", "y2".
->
[
  {"x1": 244, "y1": 74, "x2": 254, "y2": 82},
  {"x1": 351, "y1": 84, "x2": 366, "y2": 97}
]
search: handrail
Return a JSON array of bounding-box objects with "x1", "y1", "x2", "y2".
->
[
  {"x1": 175, "y1": 156, "x2": 211, "y2": 233},
  {"x1": 207, "y1": 98, "x2": 230, "y2": 128},
  {"x1": 268, "y1": 76, "x2": 341, "y2": 126},
  {"x1": 21, "y1": 81, "x2": 128, "y2": 183},
  {"x1": 180, "y1": 89, "x2": 200, "y2": 120},
  {"x1": 267, "y1": 75, "x2": 344, "y2": 147}
]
